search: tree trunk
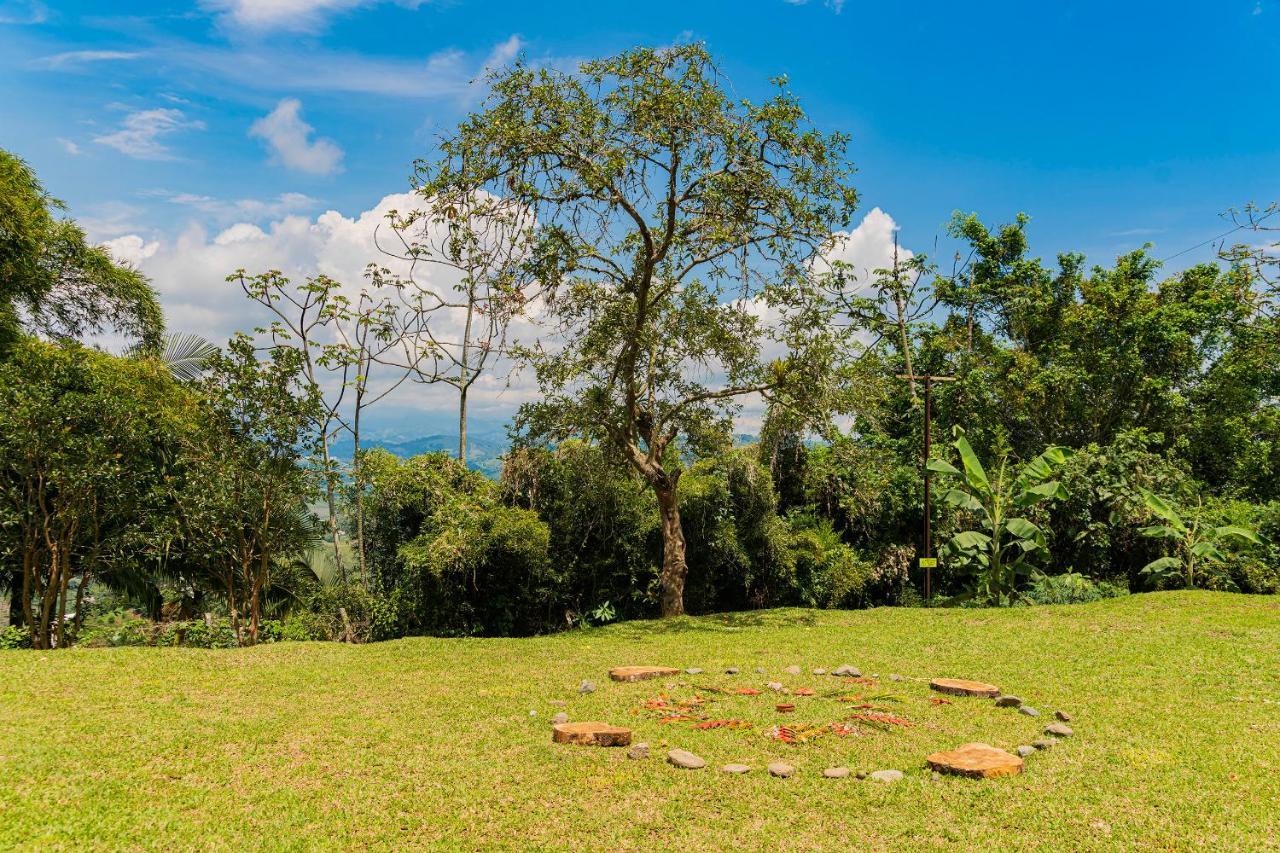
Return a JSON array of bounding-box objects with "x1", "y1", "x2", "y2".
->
[
  {"x1": 458, "y1": 384, "x2": 468, "y2": 466},
  {"x1": 654, "y1": 481, "x2": 688, "y2": 617},
  {"x1": 319, "y1": 437, "x2": 346, "y2": 584}
]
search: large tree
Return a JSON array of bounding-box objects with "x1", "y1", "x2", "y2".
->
[
  {"x1": 421, "y1": 45, "x2": 860, "y2": 616},
  {"x1": 0, "y1": 149, "x2": 163, "y2": 353}
]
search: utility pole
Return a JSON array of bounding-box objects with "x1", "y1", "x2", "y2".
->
[{"x1": 896, "y1": 373, "x2": 956, "y2": 601}]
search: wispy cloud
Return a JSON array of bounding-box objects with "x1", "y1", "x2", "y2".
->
[
  {"x1": 249, "y1": 98, "x2": 344, "y2": 175},
  {"x1": 0, "y1": 1, "x2": 47, "y2": 25},
  {"x1": 31, "y1": 49, "x2": 140, "y2": 70},
  {"x1": 56, "y1": 137, "x2": 81, "y2": 155},
  {"x1": 142, "y1": 188, "x2": 319, "y2": 223},
  {"x1": 199, "y1": 0, "x2": 429, "y2": 33},
  {"x1": 94, "y1": 108, "x2": 206, "y2": 160}
]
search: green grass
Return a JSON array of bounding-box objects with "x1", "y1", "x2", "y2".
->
[{"x1": 2, "y1": 591, "x2": 1279, "y2": 850}]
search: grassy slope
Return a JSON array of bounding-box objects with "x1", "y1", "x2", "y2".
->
[{"x1": 1, "y1": 591, "x2": 1278, "y2": 851}]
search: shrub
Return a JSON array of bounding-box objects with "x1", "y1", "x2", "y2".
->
[
  {"x1": 1023, "y1": 572, "x2": 1128, "y2": 605},
  {"x1": 787, "y1": 512, "x2": 874, "y2": 608},
  {"x1": 0, "y1": 625, "x2": 31, "y2": 649}
]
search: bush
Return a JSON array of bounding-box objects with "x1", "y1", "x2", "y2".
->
[
  {"x1": 787, "y1": 512, "x2": 874, "y2": 608},
  {"x1": 1023, "y1": 572, "x2": 1128, "y2": 606},
  {"x1": 0, "y1": 625, "x2": 31, "y2": 649}
]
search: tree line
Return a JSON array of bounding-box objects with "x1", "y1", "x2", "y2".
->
[{"x1": 2, "y1": 44, "x2": 1277, "y2": 648}]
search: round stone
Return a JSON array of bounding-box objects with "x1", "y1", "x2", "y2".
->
[
  {"x1": 578, "y1": 679, "x2": 596, "y2": 694},
  {"x1": 1045, "y1": 723, "x2": 1074, "y2": 737},
  {"x1": 869, "y1": 769, "x2": 904, "y2": 783},
  {"x1": 551, "y1": 712, "x2": 569, "y2": 725},
  {"x1": 812, "y1": 668, "x2": 827, "y2": 675},
  {"x1": 721, "y1": 763, "x2": 751, "y2": 774},
  {"x1": 833, "y1": 665, "x2": 862, "y2": 677},
  {"x1": 685, "y1": 667, "x2": 704, "y2": 675},
  {"x1": 887, "y1": 674, "x2": 904, "y2": 682},
  {"x1": 783, "y1": 665, "x2": 802, "y2": 675},
  {"x1": 930, "y1": 678, "x2": 1000, "y2": 698},
  {"x1": 926, "y1": 742, "x2": 1023, "y2": 779},
  {"x1": 768, "y1": 762, "x2": 796, "y2": 778},
  {"x1": 766, "y1": 681, "x2": 784, "y2": 692},
  {"x1": 1055, "y1": 710, "x2": 1072, "y2": 722},
  {"x1": 1032, "y1": 739, "x2": 1054, "y2": 750},
  {"x1": 994, "y1": 695, "x2": 1023, "y2": 708},
  {"x1": 755, "y1": 667, "x2": 767, "y2": 674},
  {"x1": 1017, "y1": 745, "x2": 1036, "y2": 758},
  {"x1": 667, "y1": 749, "x2": 706, "y2": 769},
  {"x1": 1019, "y1": 706, "x2": 1040, "y2": 717},
  {"x1": 725, "y1": 667, "x2": 740, "y2": 675},
  {"x1": 628, "y1": 742, "x2": 649, "y2": 760},
  {"x1": 822, "y1": 766, "x2": 850, "y2": 779}
]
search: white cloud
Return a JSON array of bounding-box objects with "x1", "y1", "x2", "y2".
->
[
  {"x1": 94, "y1": 108, "x2": 205, "y2": 160},
  {"x1": 101, "y1": 234, "x2": 159, "y2": 266},
  {"x1": 249, "y1": 98, "x2": 344, "y2": 175},
  {"x1": 0, "y1": 1, "x2": 47, "y2": 25},
  {"x1": 201, "y1": 0, "x2": 427, "y2": 32},
  {"x1": 31, "y1": 50, "x2": 140, "y2": 70},
  {"x1": 820, "y1": 207, "x2": 914, "y2": 294},
  {"x1": 56, "y1": 137, "x2": 80, "y2": 155},
  {"x1": 144, "y1": 188, "x2": 319, "y2": 223}
]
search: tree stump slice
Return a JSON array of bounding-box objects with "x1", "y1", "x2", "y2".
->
[
  {"x1": 552, "y1": 722, "x2": 632, "y2": 747},
  {"x1": 926, "y1": 742, "x2": 1024, "y2": 779},
  {"x1": 930, "y1": 677, "x2": 1000, "y2": 698},
  {"x1": 608, "y1": 666, "x2": 680, "y2": 683}
]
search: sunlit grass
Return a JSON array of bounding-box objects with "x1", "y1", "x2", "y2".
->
[{"x1": 2, "y1": 591, "x2": 1278, "y2": 850}]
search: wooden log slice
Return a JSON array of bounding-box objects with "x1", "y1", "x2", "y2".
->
[
  {"x1": 552, "y1": 721, "x2": 633, "y2": 747},
  {"x1": 926, "y1": 742, "x2": 1024, "y2": 779},
  {"x1": 929, "y1": 677, "x2": 1000, "y2": 698},
  {"x1": 608, "y1": 666, "x2": 680, "y2": 682}
]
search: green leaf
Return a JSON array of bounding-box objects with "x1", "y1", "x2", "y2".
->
[
  {"x1": 1005, "y1": 517, "x2": 1046, "y2": 547},
  {"x1": 1214, "y1": 525, "x2": 1262, "y2": 546},
  {"x1": 941, "y1": 488, "x2": 983, "y2": 512},
  {"x1": 1140, "y1": 556, "x2": 1182, "y2": 576},
  {"x1": 951, "y1": 530, "x2": 992, "y2": 551},
  {"x1": 1139, "y1": 524, "x2": 1181, "y2": 540},
  {"x1": 927, "y1": 458, "x2": 962, "y2": 476},
  {"x1": 1014, "y1": 480, "x2": 1062, "y2": 507},
  {"x1": 1139, "y1": 489, "x2": 1187, "y2": 533},
  {"x1": 953, "y1": 435, "x2": 991, "y2": 496},
  {"x1": 1190, "y1": 541, "x2": 1226, "y2": 563}
]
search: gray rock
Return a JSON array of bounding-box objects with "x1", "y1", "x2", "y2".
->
[
  {"x1": 551, "y1": 712, "x2": 569, "y2": 725},
  {"x1": 628, "y1": 742, "x2": 649, "y2": 760},
  {"x1": 812, "y1": 668, "x2": 827, "y2": 675},
  {"x1": 766, "y1": 681, "x2": 784, "y2": 692},
  {"x1": 1017, "y1": 745, "x2": 1036, "y2": 758},
  {"x1": 1055, "y1": 710, "x2": 1072, "y2": 722},
  {"x1": 767, "y1": 762, "x2": 796, "y2": 778},
  {"x1": 931, "y1": 771, "x2": 943, "y2": 782},
  {"x1": 869, "y1": 769, "x2": 904, "y2": 783},
  {"x1": 578, "y1": 680, "x2": 595, "y2": 694},
  {"x1": 994, "y1": 695, "x2": 1023, "y2": 708},
  {"x1": 667, "y1": 748, "x2": 705, "y2": 769},
  {"x1": 887, "y1": 673, "x2": 903, "y2": 682},
  {"x1": 1032, "y1": 739, "x2": 1054, "y2": 750},
  {"x1": 725, "y1": 667, "x2": 740, "y2": 675},
  {"x1": 832, "y1": 665, "x2": 862, "y2": 678},
  {"x1": 1019, "y1": 706, "x2": 1040, "y2": 717},
  {"x1": 755, "y1": 667, "x2": 767, "y2": 674},
  {"x1": 822, "y1": 766, "x2": 850, "y2": 779},
  {"x1": 721, "y1": 763, "x2": 751, "y2": 774},
  {"x1": 855, "y1": 770, "x2": 868, "y2": 780},
  {"x1": 783, "y1": 665, "x2": 802, "y2": 675},
  {"x1": 548, "y1": 699, "x2": 568, "y2": 707},
  {"x1": 1045, "y1": 723, "x2": 1073, "y2": 738},
  {"x1": 685, "y1": 667, "x2": 703, "y2": 675}
]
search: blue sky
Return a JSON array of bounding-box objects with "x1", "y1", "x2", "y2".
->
[{"x1": 2, "y1": 0, "x2": 1279, "y2": 433}]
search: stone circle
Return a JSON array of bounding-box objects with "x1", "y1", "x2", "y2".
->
[
  {"x1": 628, "y1": 742, "x2": 649, "y2": 760},
  {"x1": 667, "y1": 749, "x2": 706, "y2": 769},
  {"x1": 783, "y1": 665, "x2": 802, "y2": 675},
  {"x1": 832, "y1": 664, "x2": 861, "y2": 677},
  {"x1": 823, "y1": 766, "x2": 851, "y2": 778},
  {"x1": 1045, "y1": 723, "x2": 1073, "y2": 737},
  {"x1": 578, "y1": 679, "x2": 595, "y2": 694},
  {"x1": 551, "y1": 711, "x2": 569, "y2": 725},
  {"x1": 721, "y1": 763, "x2": 751, "y2": 774},
  {"x1": 1055, "y1": 710, "x2": 1072, "y2": 722},
  {"x1": 1019, "y1": 706, "x2": 1040, "y2": 717},
  {"x1": 994, "y1": 695, "x2": 1023, "y2": 707},
  {"x1": 869, "y1": 769, "x2": 904, "y2": 783},
  {"x1": 767, "y1": 762, "x2": 796, "y2": 778},
  {"x1": 1017, "y1": 745, "x2": 1036, "y2": 758}
]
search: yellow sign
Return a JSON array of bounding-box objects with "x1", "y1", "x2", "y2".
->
[{"x1": 919, "y1": 557, "x2": 938, "y2": 569}]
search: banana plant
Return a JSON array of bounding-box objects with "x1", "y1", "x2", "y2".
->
[
  {"x1": 1137, "y1": 490, "x2": 1262, "y2": 588},
  {"x1": 928, "y1": 431, "x2": 1069, "y2": 601}
]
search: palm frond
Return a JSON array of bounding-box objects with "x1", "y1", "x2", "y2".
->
[{"x1": 155, "y1": 332, "x2": 219, "y2": 382}]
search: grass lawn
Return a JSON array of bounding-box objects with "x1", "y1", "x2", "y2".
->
[{"x1": 2, "y1": 591, "x2": 1279, "y2": 850}]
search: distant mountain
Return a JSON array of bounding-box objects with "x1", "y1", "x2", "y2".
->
[{"x1": 330, "y1": 430, "x2": 509, "y2": 479}]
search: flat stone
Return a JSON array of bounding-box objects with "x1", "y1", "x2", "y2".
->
[
  {"x1": 551, "y1": 712, "x2": 569, "y2": 725},
  {"x1": 768, "y1": 762, "x2": 796, "y2": 778},
  {"x1": 888, "y1": 674, "x2": 904, "y2": 682},
  {"x1": 755, "y1": 667, "x2": 767, "y2": 674},
  {"x1": 783, "y1": 665, "x2": 802, "y2": 675},
  {"x1": 1055, "y1": 710, "x2": 1072, "y2": 722},
  {"x1": 832, "y1": 665, "x2": 862, "y2": 677},
  {"x1": 548, "y1": 699, "x2": 568, "y2": 707},
  {"x1": 994, "y1": 695, "x2": 1023, "y2": 708},
  {"x1": 869, "y1": 769, "x2": 904, "y2": 783},
  {"x1": 1045, "y1": 723, "x2": 1074, "y2": 738},
  {"x1": 766, "y1": 681, "x2": 784, "y2": 692},
  {"x1": 1032, "y1": 739, "x2": 1054, "y2": 750},
  {"x1": 930, "y1": 678, "x2": 1000, "y2": 698},
  {"x1": 721, "y1": 763, "x2": 751, "y2": 774},
  {"x1": 926, "y1": 742, "x2": 1023, "y2": 779},
  {"x1": 1019, "y1": 706, "x2": 1040, "y2": 717},
  {"x1": 608, "y1": 666, "x2": 679, "y2": 683},
  {"x1": 812, "y1": 668, "x2": 827, "y2": 675},
  {"x1": 725, "y1": 667, "x2": 740, "y2": 675},
  {"x1": 685, "y1": 667, "x2": 703, "y2": 675},
  {"x1": 1017, "y1": 745, "x2": 1036, "y2": 758},
  {"x1": 628, "y1": 742, "x2": 649, "y2": 760},
  {"x1": 578, "y1": 680, "x2": 595, "y2": 694},
  {"x1": 822, "y1": 766, "x2": 850, "y2": 779},
  {"x1": 667, "y1": 749, "x2": 705, "y2": 770},
  {"x1": 552, "y1": 721, "x2": 632, "y2": 747}
]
